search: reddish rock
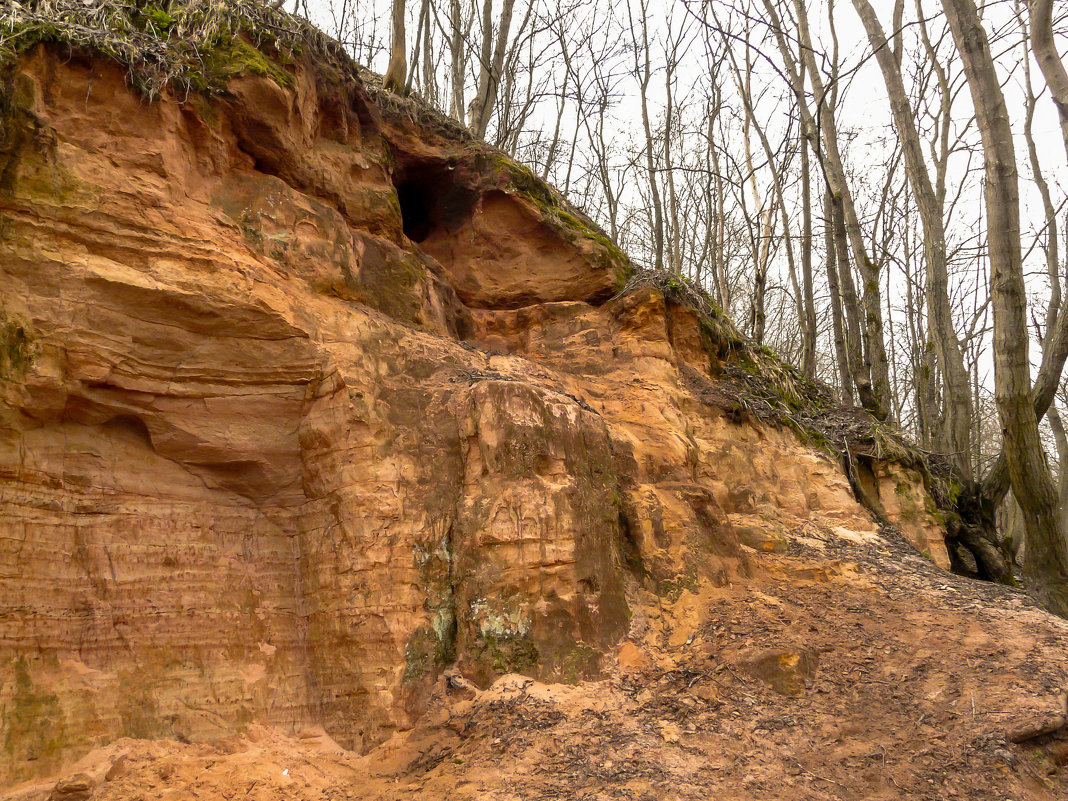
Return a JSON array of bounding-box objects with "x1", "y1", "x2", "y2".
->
[
  {"x1": 48, "y1": 773, "x2": 93, "y2": 801},
  {"x1": 0, "y1": 37, "x2": 1013, "y2": 797}
]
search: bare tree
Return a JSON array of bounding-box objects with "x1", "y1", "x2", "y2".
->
[
  {"x1": 943, "y1": 0, "x2": 1068, "y2": 614},
  {"x1": 761, "y1": 0, "x2": 891, "y2": 418},
  {"x1": 626, "y1": 0, "x2": 665, "y2": 271},
  {"x1": 383, "y1": 0, "x2": 407, "y2": 92},
  {"x1": 852, "y1": 0, "x2": 973, "y2": 477}
]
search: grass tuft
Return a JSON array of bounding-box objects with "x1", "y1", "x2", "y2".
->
[{"x1": 0, "y1": 0, "x2": 346, "y2": 99}]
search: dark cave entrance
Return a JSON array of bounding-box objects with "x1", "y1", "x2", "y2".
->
[
  {"x1": 396, "y1": 179, "x2": 433, "y2": 242},
  {"x1": 392, "y1": 159, "x2": 479, "y2": 245}
]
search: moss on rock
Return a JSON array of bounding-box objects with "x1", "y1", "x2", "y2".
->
[
  {"x1": 3, "y1": 658, "x2": 68, "y2": 778},
  {"x1": 0, "y1": 311, "x2": 35, "y2": 380}
]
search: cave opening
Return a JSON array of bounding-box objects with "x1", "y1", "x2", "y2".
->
[
  {"x1": 392, "y1": 159, "x2": 478, "y2": 245},
  {"x1": 396, "y1": 179, "x2": 433, "y2": 242}
]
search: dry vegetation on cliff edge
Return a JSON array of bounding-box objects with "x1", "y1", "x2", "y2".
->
[
  {"x1": 623, "y1": 270, "x2": 963, "y2": 522},
  {"x1": 0, "y1": 0, "x2": 328, "y2": 96}
]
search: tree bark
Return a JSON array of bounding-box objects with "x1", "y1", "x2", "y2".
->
[
  {"x1": 831, "y1": 195, "x2": 872, "y2": 407},
  {"x1": 467, "y1": 0, "x2": 517, "y2": 140},
  {"x1": 825, "y1": 191, "x2": 855, "y2": 405},
  {"x1": 944, "y1": 0, "x2": 1068, "y2": 615},
  {"x1": 800, "y1": 129, "x2": 817, "y2": 380},
  {"x1": 448, "y1": 0, "x2": 465, "y2": 124},
  {"x1": 383, "y1": 0, "x2": 407, "y2": 93},
  {"x1": 1029, "y1": 0, "x2": 1068, "y2": 162},
  {"x1": 853, "y1": 0, "x2": 972, "y2": 475}
]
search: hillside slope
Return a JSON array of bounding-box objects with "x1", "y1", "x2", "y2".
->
[{"x1": 1, "y1": 7, "x2": 1067, "y2": 799}]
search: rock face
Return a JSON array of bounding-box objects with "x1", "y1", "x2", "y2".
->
[{"x1": 2, "y1": 41, "x2": 1062, "y2": 801}]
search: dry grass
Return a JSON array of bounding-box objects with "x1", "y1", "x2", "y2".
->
[
  {"x1": 0, "y1": 0, "x2": 476, "y2": 141},
  {"x1": 0, "y1": 0, "x2": 351, "y2": 99}
]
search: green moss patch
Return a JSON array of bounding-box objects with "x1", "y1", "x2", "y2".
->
[
  {"x1": 501, "y1": 158, "x2": 633, "y2": 284},
  {"x1": 0, "y1": 311, "x2": 35, "y2": 380},
  {"x1": 3, "y1": 657, "x2": 68, "y2": 774}
]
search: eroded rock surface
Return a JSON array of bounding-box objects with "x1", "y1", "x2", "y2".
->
[{"x1": 1, "y1": 44, "x2": 1066, "y2": 801}]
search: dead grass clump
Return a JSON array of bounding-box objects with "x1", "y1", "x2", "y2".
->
[{"x1": 0, "y1": 0, "x2": 351, "y2": 99}]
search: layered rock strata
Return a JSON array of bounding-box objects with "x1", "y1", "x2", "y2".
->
[{"x1": 1, "y1": 44, "x2": 950, "y2": 785}]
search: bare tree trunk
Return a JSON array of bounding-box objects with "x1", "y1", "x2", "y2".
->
[
  {"x1": 709, "y1": 119, "x2": 729, "y2": 305},
  {"x1": 383, "y1": 0, "x2": 407, "y2": 93},
  {"x1": 448, "y1": 0, "x2": 466, "y2": 124},
  {"x1": 628, "y1": 0, "x2": 665, "y2": 270},
  {"x1": 800, "y1": 130, "x2": 817, "y2": 380},
  {"x1": 853, "y1": 0, "x2": 972, "y2": 476},
  {"x1": 832, "y1": 194, "x2": 872, "y2": 407},
  {"x1": 662, "y1": 10, "x2": 689, "y2": 274},
  {"x1": 944, "y1": 0, "x2": 1068, "y2": 615},
  {"x1": 467, "y1": 0, "x2": 517, "y2": 139},
  {"x1": 421, "y1": 0, "x2": 436, "y2": 104},
  {"x1": 405, "y1": 0, "x2": 428, "y2": 95},
  {"x1": 825, "y1": 191, "x2": 855, "y2": 405},
  {"x1": 1029, "y1": 0, "x2": 1068, "y2": 162}
]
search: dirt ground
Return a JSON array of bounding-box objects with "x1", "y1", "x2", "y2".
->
[{"x1": 5, "y1": 522, "x2": 1067, "y2": 801}]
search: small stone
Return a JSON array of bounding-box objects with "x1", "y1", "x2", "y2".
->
[
  {"x1": 104, "y1": 755, "x2": 128, "y2": 782},
  {"x1": 1007, "y1": 714, "x2": 1066, "y2": 743},
  {"x1": 49, "y1": 773, "x2": 94, "y2": 801},
  {"x1": 443, "y1": 669, "x2": 477, "y2": 700},
  {"x1": 733, "y1": 648, "x2": 819, "y2": 696}
]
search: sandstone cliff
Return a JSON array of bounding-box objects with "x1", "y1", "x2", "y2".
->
[{"x1": 1, "y1": 6, "x2": 1067, "y2": 799}]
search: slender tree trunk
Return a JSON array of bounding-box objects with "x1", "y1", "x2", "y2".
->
[
  {"x1": 825, "y1": 191, "x2": 855, "y2": 405},
  {"x1": 448, "y1": 0, "x2": 465, "y2": 124},
  {"x1": 420, "y1": 0, "x2": 436, "y2": 105},
  {"x1": 709, "y1": 117, "x2": 728, "y2": 305},
  {"x1": 663, "y1": 28, "x2": 684, "y2": 274},
  {"x1": 944, "y1": 0, "x2": 1068, "y2": 615},
  {"x1": 383, "y1": 0, "x2": 407, "y2": 93},
  {"x1": 800, "y1": 131, "x2": 817, "y2": 380},
  {"x1": 853, "y1": 0, "x2": 972, "y2": 475},
  {"x1": 832, "y1": 195, "x2": 872, "y2": 407},
  {"x1": 628, "y1": 0, "x2": 664, "y2": 270},
  {"x1": 1030, "y1": 0, "x2": 1068, "y2": 162},
  {"x1": 468, "y1": 0, "x2": 517, "y2": 139},
  {"x1": 405, "y1": 0, "x2": 428, "y2": 95}
]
